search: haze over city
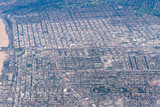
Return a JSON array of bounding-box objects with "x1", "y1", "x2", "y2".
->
[{"x1": 0, "y1": 0, "x2": 160, "y2": 106}]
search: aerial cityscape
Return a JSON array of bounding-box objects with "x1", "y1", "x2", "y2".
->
[{"x1": 0, "y1": 0, "x2": 160, "y2": 106}]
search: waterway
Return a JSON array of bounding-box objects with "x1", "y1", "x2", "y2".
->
[{"x1": 0, "y1": 18, "x2": 9, "y2": 75}]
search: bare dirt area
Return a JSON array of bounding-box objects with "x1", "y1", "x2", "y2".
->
[{"x1": 0, "y1": 18, "x2": 9, "y2": 75}]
